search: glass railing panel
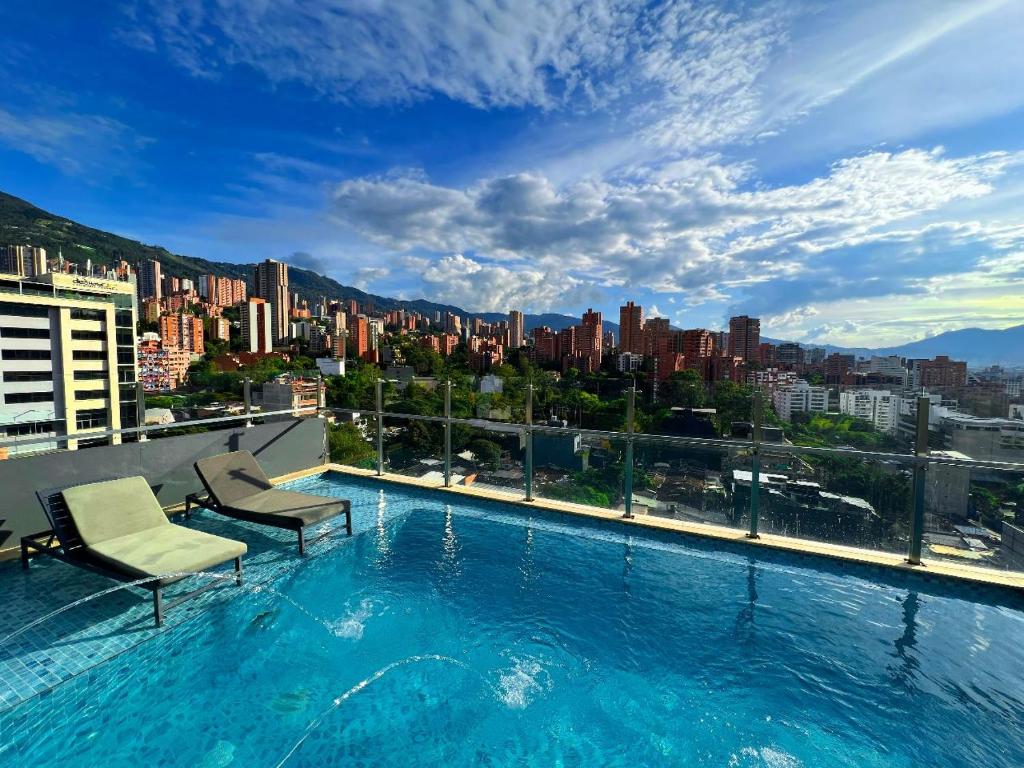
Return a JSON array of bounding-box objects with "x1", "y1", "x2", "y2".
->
[
  {"x1": 922, "y1": 460, "x2": 1024, "y2": 573},
  {"x1": 532, "y1": 429, "x2": 625, "y2": 510},
  {"x1": 450, "y1": 421, "x2": 524, "y2": 493},
  {"x1": 642, "y1": 379, "x2": 752, "y2": 440},
  {"x1": 451, "y1": 422, "x2": 525, "y2": 494},
  {"x1": 755, "y1": 446, "x2": 913, "y2": 553},
  {"x1": 381, "y1": 413, "x2": 445, "y2": 481},
  {"x1": 323, "y1": 364, "x2": 382, "y2": 412},
  {"x1": 630, "y1": 434, "x2": 752, "y2": 532},
  {"x1": 326, "y1": 410, "x2": 376, "y2": 469},
  {"x1": 385, "y1": 379, "x2": 443, "y2": 417}
]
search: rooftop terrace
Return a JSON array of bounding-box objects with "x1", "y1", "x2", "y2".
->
[{"x1": 2, "y1": 397, "x2": 1024, "y2": 764}]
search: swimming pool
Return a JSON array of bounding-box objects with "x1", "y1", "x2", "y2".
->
[{"x1": 3, "y1": 472, "x2": 1024, "y2": 767}]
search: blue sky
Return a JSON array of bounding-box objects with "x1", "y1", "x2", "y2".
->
[{"x1": 2, "y1": 1, "x2": 1024, "y2": 346}]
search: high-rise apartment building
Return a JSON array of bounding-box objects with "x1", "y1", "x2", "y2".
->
[
  {"x1": 137, "y1": 259, "x2": 162, "y2": 303},
  {"x1": 201, "y1": 275, "x2": 247, "y2": 307},
  {"x1": 776, "y1": 342, "x2": 805, "y2": 367},
  {"x1": 643, "y1": 317, "x2": 673, "y2": 358},
  {"x1": 824, "y1": 353, "x2": 855, "y2": 384},
  {"x1": 619, "y1": 301, "x2": 644, "y2": 355},
  {"x1": 349, "y1": 314, "x2": 370, "y2": 358},
  {"x1": 1, "y1": 245, "x2": 48, "y2": 277},
  {"x1": 772, "y1": 380, "x2": 828, "y2": 421},
  {"x1": 727, "y1": 315, "x2": 760, "y2": 362},
  {"x1": 681, "y1": 329, "x2": 713, "y2": 366},
  {"x1": 240, "y1": 298, "x2": 272, "y2": 354},
  {"x1": 158, "y1": 313, "x2": 205, "y2": 355},
  {"x1": 530, "y1": 326, "x2": 558, "y2": 363},
  {"x1": 508, "y1": 310, "x2": 525, "y2": 349},
  {"x1": 0, "y1": 272, "x2": 138, "y2": 454},
  {"x1": 209, "y1": 317, "x2": 231, "y2": 342},
  {"x1": 253, "y1": 259, "x2": 290, "y2": 344},
  {"x1": 913, "y1": 356, "x2": 968, "y2": 388},
  {"x1": 580, "y1": 308, "x2": 603, "y2": 367},
  {"x1": 839, "y1": 389, "x2": 898, "y2": 434},
  {"x1": 867, "y1": 356, "x2": 908, "y2": 386}
]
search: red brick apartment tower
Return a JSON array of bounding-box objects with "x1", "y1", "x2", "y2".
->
[
  {"x1": 580, "y1": 308, "x2": 603, "y2": 367},
  {"x1": 619, "y1": 301, "x2": 644, "y2": 355},
  {"x1": 728, "y1": 315, "x2": 760, "y2": 362}
]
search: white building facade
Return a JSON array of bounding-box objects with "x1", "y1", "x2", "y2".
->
[
  {"x1": 772, "y1": 380, "x2": 828, "y2": 421},
  {"x1": 839, "y1": 389, "x2": 899, "y2": 433}
]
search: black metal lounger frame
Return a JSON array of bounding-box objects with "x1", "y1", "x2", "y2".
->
[
  {"x1": 184, "y1": 490, "x2": 352, "y2": 555},
  {"x1": 21, "y1": 482, "x2": 243, "y2": 627}
]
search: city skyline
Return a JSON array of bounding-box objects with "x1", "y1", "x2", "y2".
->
[{"x1": 2, "y1": 2, "x2": 1024, "y2": 346}]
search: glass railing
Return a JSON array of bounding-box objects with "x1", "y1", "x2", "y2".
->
[
  {"x1": 4, "y1": 380, "x2": 1023, "y2": 580},
  {"x1": 320, "y1": 383, "x2": 1024, "y2": 578},
  {"x1": 631, "y1": 433, "x2": 749, "y2": 531},
  {"x1": 922, "y1": 458, "x2": 1024, "y2": 571}
]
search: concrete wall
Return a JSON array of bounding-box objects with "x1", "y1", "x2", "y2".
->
[{"x1": 0, "y1": 416, "x2": 327, "y2": 558}]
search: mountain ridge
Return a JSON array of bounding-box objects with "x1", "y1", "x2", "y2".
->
[
  {"x1": 3, "y1": 189, "x2": 1023, "y2": 365},
  {"x1": 0, "y1": 190, "x2": 609, "y2": 334}
]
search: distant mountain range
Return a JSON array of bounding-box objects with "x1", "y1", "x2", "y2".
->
[
  {"x1": 769, "y1": 326, "x2": 1024, "y2": 369},
  {"x1": 0, "y1": 190, "x2": 610, "y2": 335},
  {"x1": 4, "y1": 189, "x2": 1022, "y2": 366}
]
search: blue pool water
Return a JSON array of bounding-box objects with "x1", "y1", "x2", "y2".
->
[{"x1": 3, "y1": 473, "x2": 1024, "y2": 767}]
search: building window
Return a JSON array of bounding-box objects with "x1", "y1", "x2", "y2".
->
[
  {"x1": 72, "y1": 350, "x2": 108, "y2": 361},
  {"x1": 2, "y1": 349, "x2": 51, "y2": 360},
  {"x1": 75, "y1": 388, "x2": 109, "y2": 401},
  {"x1": 0, "y1": 326, "x2": 50, "y2": 339},
  {"x1": 69, "y1": 308, "x2": 105, "y2": 321},
  {"x1": 73, "y1": 370, "x2": 108, "y2": 381},
  {"x1": 4, "y1": 422, "x2": 55, "y2": 436},
  {"x1": 0, "y1": 301, "x2": 49, "y2": 317},
  {"x1": 5, "y1": 391, "x2": 55, "y2": 404},
  {"x1": 71, "y1": 329, "x2": 107, "y2": 341},
  {"x1": 75, "y1": 408, "x2": 108, "y2": 430},
  {"x1": 3, "y1": 371, "x2": 53, "y2": 382}
]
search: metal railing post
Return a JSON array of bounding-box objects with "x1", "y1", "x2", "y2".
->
[
  {"x1": 135, "y1": 381, "x2": 148, "y2": 442},
  {"x1": 375, "y1": 378, "x2": 384, "y2": 476},
  {"x1": 748, "y1": 390, "x2": 762, "y2": 538},
  {"x1": 623, "y1": 386, "x2": 636, "y2": 519},
  {"x1": 443, "y1": 380, "x2": 452, "y2": 487},
  {"x1": 243, "y1": 377, "x2": 253, "y2": 428},
  {"x1": 524, "y1": 383, "x2": 534, "y2": 501},
  {"x1": 907, "y1": 395, "x2": 930, "y2": 565}
]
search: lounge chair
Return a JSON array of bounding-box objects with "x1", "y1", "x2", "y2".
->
[
  {"x1": 22, "y1": 476, "x2": 246, "y2": 626},
  {"x1": 192, "y1": 451, "x2": 352, "y2": 555}
]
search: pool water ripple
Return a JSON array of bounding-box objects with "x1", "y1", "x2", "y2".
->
[{"x1": 2, "y1": 473, "x2": 1024, "y2": 767}]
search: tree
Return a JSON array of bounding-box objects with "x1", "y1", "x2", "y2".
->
[
  {"x1": 659, "y1": 370, "x2": 706, "y2": 408},
  {"x1": 325, "y1": 363, "x2": 384, "y2": 409},
  {"x1": 329, "y1": 422, "x2": 375, "y2": 467},
  {"x1": 712, "y1": 381, "x2": 753, "y2": 434},
  {"x1": 467, "y1": 438, "x2": 501, "y2": 470}
]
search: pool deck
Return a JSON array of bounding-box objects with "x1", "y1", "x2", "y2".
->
[{"x1": 304, "y1": 462, "x2": 1024, "y2": 594}]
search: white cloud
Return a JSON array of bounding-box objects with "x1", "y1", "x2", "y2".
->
[
  {"x1": 0, "y1": 108, "x2": 149, "y2": 178},
  {"x1": 121, "y1": 0, "x2": 792, "y2": 157},
  {"x1": 353, "y1": 266, "x2": 390, "y2": 290},
  {"x1": 103, "y1": 0, "x2": 1024, "y2": 342},
  {"x1": 330, "y1": 147, "x2": 1023, "y2": 310},
  {"x1": 418, "y1": 253, "x2": 600, "y2": 313},
  {"x1": 120, "y1": 0, "x2": 637, "y2": 108}
]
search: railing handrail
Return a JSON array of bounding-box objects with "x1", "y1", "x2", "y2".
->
[
  {"x1": 323, "y1": 406, "x2": 1024, "y2": 473},
  {"x1": 0, "y1": 407, "x2": 310, "y2": 451}
]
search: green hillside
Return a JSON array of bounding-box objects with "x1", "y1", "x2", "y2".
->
[
  {"x1": 0, "y1": 190, "x2": 369, "y2": 302},
  {"x1": 0, "y1": 189, "x2": 595, "y2": 332}
]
